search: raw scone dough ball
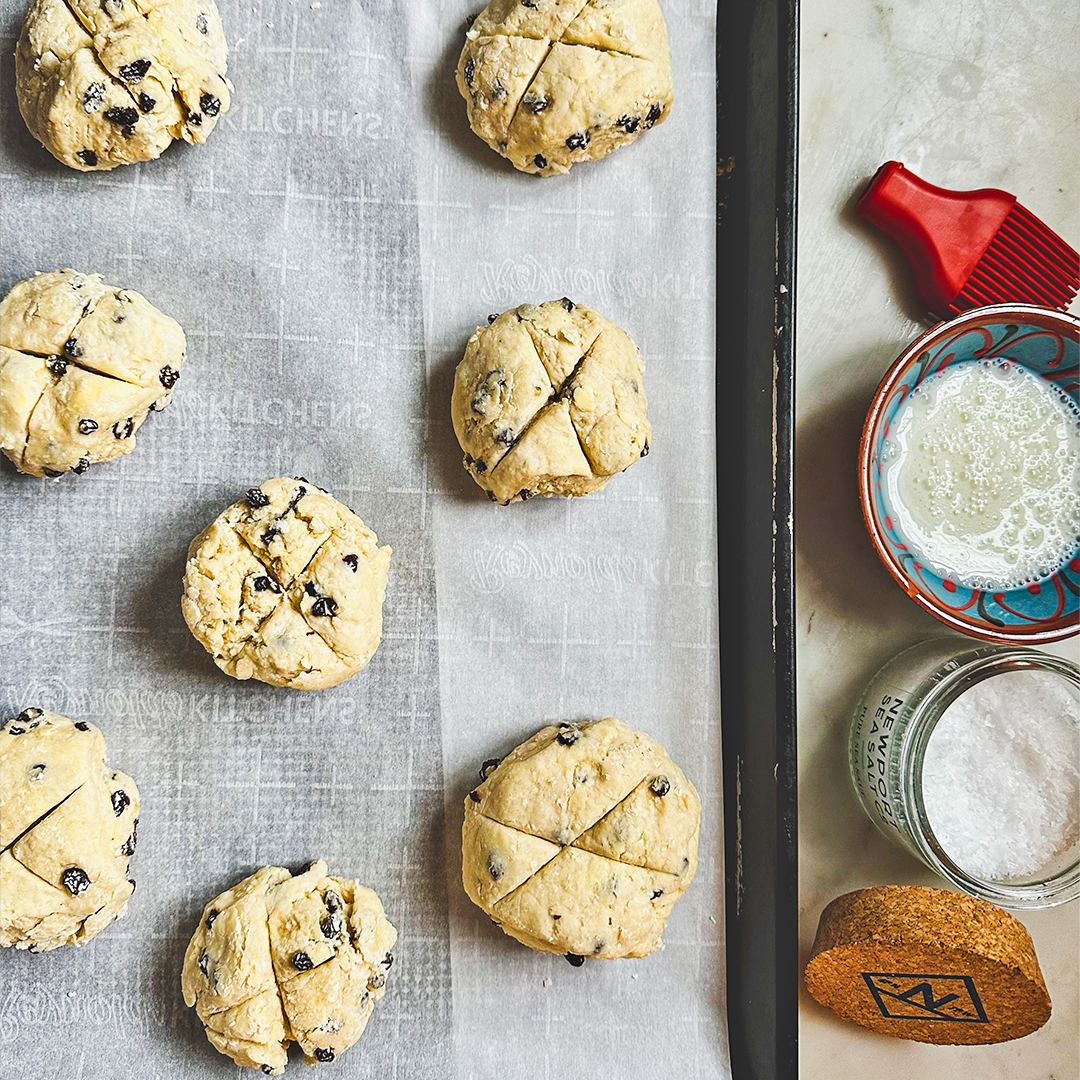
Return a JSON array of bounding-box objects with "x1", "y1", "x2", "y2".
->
[
  {"x1": 0, "y1": 268, "x2": 186, "y2": 478},
  {"x1": 182, "y1": 861, "x2": 397, "y2": 1074},
  {"x1": 462, "y1": 716, "x2": 699, "y2": 961},
  {"x1": 182, "y1": 477, "x2": 392, "y2": 691},
  {"x1": 457, "y1": 0, "x2": 673, "y2": 176},
  {"x1": 0, "y1": 709, "x2": 140, "y2": 952},
  {"x1": 451, "y1": 299, "x2": 651, "y2": 504},
  {"x1": 16, "y1": 0, "x2": 231, "y2": 171}
]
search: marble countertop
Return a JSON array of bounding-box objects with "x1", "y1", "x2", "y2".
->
[{"x1": 795, "y1": 0, "x2": 1079, "y2": 1075}]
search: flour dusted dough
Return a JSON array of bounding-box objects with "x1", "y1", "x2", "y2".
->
[
  {"x1": 451, "y1": 299, "x2": 650, "y2": 503},
  {"x1": 0, "y1": 269, "x2": 186, "y2": 477},
  {"x1": 182, "y1": 861, "x2": 397, "y2": 1074},
  {"x1": 462, "y1": 717, "x2": 699, "y2": 960},
  {"x1": 0, "y1": 709, "x2": 139, "y2": 952},
  {"x1": 457, "y1": 0, "x2": 673, "y2": 176},
  {"x1": 16, "y1": 0, "x2": 231, "y2": 171},
  {"x1": 182, "y1": 477, "x2": 392, "y2": 690}
]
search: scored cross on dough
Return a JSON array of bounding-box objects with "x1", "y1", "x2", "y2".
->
[
  {"x1": 461, "y1": 718, "x2": 700, "y2": 959},
  {"x1": 0, "y1": 711, "x2": 139, "y2": 953},
  {"x1": 0, "y1": 269, "x2": 186, "y2": 477},
  {"x1": 181, "y1": 477, "x2": 391, "y2": 691},
  {"x1": 15, "y1": 0, "x2": 231, "y2": 171},
  {"x1": 465, "y1": 758, "x2": 698, "y2": 878},
  {"x1": 458, "y1": 0, "x2": 672, "y2": 175},
  {"x1": 182, "y1": 861, "x2": 397, "y2": 1075},
  {"x1": 451, "y1": 300, "x2": 651, "y2": 504}
]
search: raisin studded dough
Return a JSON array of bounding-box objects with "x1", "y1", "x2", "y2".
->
[
  {"x1": 452, "y1": 299, "x2": 650, "y2": 504},
  {"x1": 0, "y1": 709, "x2": 139, "y2": 953},
  {"x1": 457, "y1": 0, "x2": 672, "y2": 176},
  {"x1": 462, "y1": 717, "x2": 699, "y2": 960},
  {"x1": 16, "y1": 0, "x2": 231, "y2": 171},
  {"x1": 182, "y1": 861, "x2": 397, "y2": 1074},
  {"x1": 0, "y1": 269, "x2": 186, "y2": 478},
  {"x1": 182, "y1": 477, "x2": 392, "y2": 691}
]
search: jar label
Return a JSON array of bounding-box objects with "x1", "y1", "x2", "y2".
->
[{"x1": 852, "y1": 682, "x2": 909, "y2": 837}]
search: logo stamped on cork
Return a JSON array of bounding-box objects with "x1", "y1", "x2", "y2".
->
[
  {"x1": 861, "y1": 972, "x2": 988, "y2": 1024},
  {"x1": 805, "y1": 886, "x2": 1050, "y2": 1045}
]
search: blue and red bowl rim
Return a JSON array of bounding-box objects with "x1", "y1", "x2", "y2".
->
[{"x1": 858, "y1": 303, "x2": 1080, "y2": 645}]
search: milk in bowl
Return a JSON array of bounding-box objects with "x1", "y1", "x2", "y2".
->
[
  {"x1": 861, "y1": 306, "x2": 1080, "y2": 642},
  {"x1": 880, "y1": 357, "x2": 1080, "y2": 590}
]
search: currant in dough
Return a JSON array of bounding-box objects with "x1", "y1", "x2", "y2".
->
[
  {"x1": 451, "y1": 299, "x2": 651, "y2": 503},
  {"x1": 182, "y1": 861, "x2": 397, "y2": 1074},
  {"x1": 457, "y1": 0, "x2": 673, "y2": 176},
  {"x1": 0, "y1": 709, "x2": 139, "y2": 953},
  {"x1": 182, "y1": 477, "x2": 392, "y2": 691},
  {"x1": 0, "y1": 268, "x2": 186, "y2": 478},
  {"x1": 462, "y1": 716, "x2": 699, "y2": 961},
  {"x1": 16, "y1": 0, "x2": 231, "y2": 171}
]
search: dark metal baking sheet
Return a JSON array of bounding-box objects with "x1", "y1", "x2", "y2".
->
[{"x1": 718, "y1": 0, "x2": 799, "y2": 1076}]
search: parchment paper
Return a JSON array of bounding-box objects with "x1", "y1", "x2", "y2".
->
[{"x1": 0, "y1": 0, "x2": 721, "y2": 1076}]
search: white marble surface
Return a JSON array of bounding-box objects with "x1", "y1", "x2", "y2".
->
[{"x1": 795, "y1": 0, "x2": 1080, "y2": 1075}]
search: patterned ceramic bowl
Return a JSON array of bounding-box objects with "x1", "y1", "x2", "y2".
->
[{"x1": 859, "y1": 304, "x2": 1079, "y2": 644}]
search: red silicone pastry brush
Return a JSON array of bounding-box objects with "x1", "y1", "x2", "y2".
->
[{"x1": 857, "y1": 161, "x2": 1079, "y2": 319}]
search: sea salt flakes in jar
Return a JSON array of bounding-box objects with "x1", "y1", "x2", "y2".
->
[{"x1": 849, "y1": 638, "x2": 1079, "y2": 908}]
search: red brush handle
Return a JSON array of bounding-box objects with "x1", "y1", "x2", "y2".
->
[{"x1": 856, "y1": 161, "x2": 1016, "y2": 314}]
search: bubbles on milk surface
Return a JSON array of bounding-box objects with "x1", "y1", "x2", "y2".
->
[{"x1": 881, "y1": 358, "x2": 1080, "y2": 590}]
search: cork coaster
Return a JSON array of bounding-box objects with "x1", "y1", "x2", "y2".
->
[{"x1": 805, "y1": 886, "x2": 1051, "y2": 1044}]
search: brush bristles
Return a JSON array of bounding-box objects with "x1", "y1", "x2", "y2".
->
[{"x1": 950, "y1": 202, "x2": 1079, "y2": 314}]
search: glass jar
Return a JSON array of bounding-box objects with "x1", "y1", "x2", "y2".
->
[{"x1": 849, "y1": 638, "x2": 1080, "y2": 908}]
